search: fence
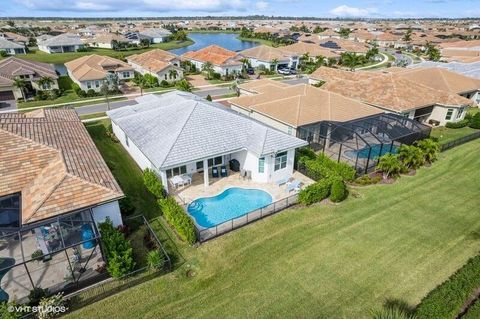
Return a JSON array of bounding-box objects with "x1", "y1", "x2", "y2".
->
[
  {"x1": 196, "y1": 193, "x2": 299, "y2": 242},
  {"x1": 440, "y1": 131, "x2": 480, "y2": 152}
]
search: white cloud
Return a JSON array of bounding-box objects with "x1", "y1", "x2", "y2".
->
[
  {"x1": 329, "y1": 5, "x2": 377, "y2": 17},
  {"x1": 255, "y1": 1, "x2": 269, "y2": 10}
]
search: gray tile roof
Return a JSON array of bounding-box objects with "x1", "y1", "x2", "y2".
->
[
  {"x1": 0, "y1": 37, "x2": 24, "y2": 49},
  {"x1": 139, "y1": 28, "x2": 171, "y2": 38},
  {"x1": 38, "y1": 33, "x2": 84, "y2": 47},
  {"x1": 409, "y1": 61, "x2": 480, "y2": 80},
  {"x1": 108, "y1": 91, "x2": 307, "y2": 169}
]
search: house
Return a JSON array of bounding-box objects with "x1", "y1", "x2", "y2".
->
[
  {"x1": 0, "y1": 57, "x2": 59, "y2": 101},
  {"x1": 0, "y1": 38, "x2": 26, "y2": 55},
  {"x1": 310, "y1": 67, "x2": 472, "y2": 126},
  {"x1": 0, "y1": 108, "x2": 124, "y2": 302},
  {"x1": 107, "y1": 91, "x2": 307, "y2": 191},
  {"x1": 0, "y1": 32, "x2": 28, "y2": 45},
  {"x1": 182, "y1": 45, "x2": 243, "y2": 76},
  {"x1": 65, "y1": 54, "x2": 134, "y2": 93},
  {"x1": 281, "y1": 42, "x2": 341, "y2": 61},
  {"x1": 240, "y1": 45, "x2": 299, "y2": 71},
  {"x1": 37, "y1": 33, "x2": 85, "y2": 54},
  {"x1": 392, "y1": 67, "x2": 480, "y2": 106},
  {"x1": 230, "y1": 79, "x2": 381, "y2": 136},
  {"x1": 87, "y1": 33, "x2": 130, "y2": 49},
  {"x1": 139, "y1": 28, "x2": 172, "y2": 43},
  {"x1": 317, "y1": 38, "x2": 369, "y2": 54},
  {"x1": 409, "y1": 61, "x2": 480, "y2": 80},
  {"x1": 127, "y1": 49, "x2": 184, "y2": 83}
]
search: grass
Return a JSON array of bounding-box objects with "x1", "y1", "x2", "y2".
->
[
  {"x1": 237, "y1": 36, "x2": 276, "y2": 47},
  {"x1": 79, "y1": 112, "x2": 107, "y2": 120},
  {"x1": 13, "y1": 40, "x2": 193, "y2": 64},
  {"x1": 430, "y1": 126, "x2": 479, "y2": 145},
  {"x1": 66, "y1": 135, "x2": 480, "y2": 319}
]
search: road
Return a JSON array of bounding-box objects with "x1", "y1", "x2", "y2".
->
[
  {"x1": 75, "y1": 99, "x2": 138, "y2": 115},
  {"x1": 384, "y1": 49, "x2": 414, "y2": 66}
]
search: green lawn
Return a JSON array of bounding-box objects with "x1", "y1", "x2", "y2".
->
[
  {"x1": 237, "y1": 36, "x2": 276, "y2": 47},
  {"x1": 430, "y1": 126, "x2": 479, "y2": 145},
  {"x1": 79, "y1": 112, "x2": 107, "y2": 120},
  {"x1": 12, "y1": 40, "x2": 193, "y2": 64},
  {"x1": 66, "y1": 132, "x2": 480, "y2": 319}
]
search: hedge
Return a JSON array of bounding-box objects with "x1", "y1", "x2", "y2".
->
[
  {"x1": 299, "y1": 153, "x2": 356, "y2": 182},
  {"x1": 469, "y1": 113, "x2": 480, "y2": 129},
  {"x1": 463, "y1": 297, "x2": 480, "y2": 319},
  {"x1": 143, "y1": 169, "x2": 165, "y2": 199},
  {"x1": 416, "y1": 254, "x2": 480, "y2": 319},
  {"x1": 445, "y1": 119, "x2": 469, "y2": 129},
  {"x1": 158, "y1": 196, "x2": 196, "y2": 244},
  {"x1": 329, "y1": 179, "x2": 348, "y2": 202},
  {"x1": 298, "y1": 179, "x2": 331, "y2": 205}
]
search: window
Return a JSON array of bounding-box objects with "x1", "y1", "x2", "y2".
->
[
  {"x1": 445, "y1": 108, "x2": 454, "y2": 120},
  {"x1": 287, "y1": 126, "x2": 292, "y2": 135},
  {"x1": 274, "y1": 151, "x2": 288, "y2": 171},
  {"x1": 164, "y1": 74, "x2": 168, "y2": 80},
  {"x1": 0, "y1": 194, "x2": 20, "y2": 229},
  {"x1": 166, "y1": 166, "x2": 187, "y2": 178},
  {"x1": 122, "y1": 71, "x2": 130, "y2": 78},
  {"x1": 95, "y1": 80, "x2": 100, "y2": 88},
  {"x1": 456, "y1": 108, "x2": 464, "y2": 119},
  {"x1": 196, "y1": 161, "x2": 203, "y2": 170},
  {"x1": 207, "y1": 156, "x2": 223, "y2": 167},
  {"x1": 87, "y1": 81, "x2": 92, "y2": 89},
  {"x1": 258, "y1": 157, "x2": 265, "y2": 173}
]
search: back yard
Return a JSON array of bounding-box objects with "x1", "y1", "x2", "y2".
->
[{"x1": 67, "y1": 123, "x2": 480, "y2": 319}]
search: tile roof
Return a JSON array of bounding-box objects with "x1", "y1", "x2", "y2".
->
[
  {"x1": 240, "y1": 45, "x2": 292, "y2": 62},
  {"x1": 65, "y1": 54, "x2": 133, "y2": 81},
  {"x1": 139, "y1": 28, "x2": 172, "y2": 38},
  {"x1": 0, "y1": 109, "x2": 123, "y2": 224},
  {"x1": 317, "y1": 38, "x2": 369, "y2": 53},
  {"x1": 238, "y1": 78, "x2": 289, "y2": 94},
  {"x1": 281, "y1": 42, "x2": 340, "y2": 58},
  {"x1": 182, "y1": 45, "x2": 242, "y2": 66},
  {"x1": 37, "y1": 33, "x2": 84, "y2": 47},
  {"x1": 0, "y1": 57, "x2": 57, "y2": 85},
  {"x1": 107, "y1": 91, "x2": 307, "y2": 169},
  {"x1": 127, "y1": 49, "x2": 179, "y2": 73},
  {"x1": 409, "y1": 61, "x2": 480, "y2": 80},
  {"x1": 0, "y1": 37, "x2": 25, "y2": 49},
  {"x1": 231, "y1": 81, "x2": 381, "y2": 127}
]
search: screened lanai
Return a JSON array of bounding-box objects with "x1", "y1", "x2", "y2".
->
[
  {"x1": 0, "y1": 209, "x2": 105, "y2": 303},
  {"x1": 297, "y1": 113, "x2": 432, "y2": 173}
]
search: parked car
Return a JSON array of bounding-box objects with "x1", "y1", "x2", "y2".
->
[
  {"x1": 277, "y1": 68, "x2": 291, "y2": 75},
  {"x1": 289, "y1": 68, "x2": 297, "y2": 75},
  {"x1": 246, "y1": 67, "x2": 255, "y2": 75}
]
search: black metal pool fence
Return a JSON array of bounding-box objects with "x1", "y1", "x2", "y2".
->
[{"x1": 195, "y1": 193, "x2": 299, "y2": 242}]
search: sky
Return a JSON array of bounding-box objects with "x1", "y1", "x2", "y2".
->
[{"x1": 0, "y1": 0, "x2": 478, "y2": 18}]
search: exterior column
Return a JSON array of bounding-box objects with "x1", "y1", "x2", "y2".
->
[{"x1": 203, "y1": 159, "x2": 209, "y2": 188}]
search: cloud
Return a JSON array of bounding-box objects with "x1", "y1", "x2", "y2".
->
[
  {"x1": 255, "y1": 1, "x2": 269, "y2": 10},
  {"x1": 14, "y1": 0, "x2": 249, "y2": 12},
  {"x1": 329, "y1": 5, "x2": 377, "y2": 17}
]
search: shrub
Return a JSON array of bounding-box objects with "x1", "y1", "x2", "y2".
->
[
  {"x1": 98, "y1": 217, "x2": 136, "y2": 278},
  {"x1": 415, "y1": 139, "x2": 440, "y2": 163},
  {"x1": 147, "y1": 250, "x2": 165, "y2": 270},
  {"x1": 160, "y1": 80, "x2": 170, "y2": 87},
  {"x1": 158, "y1": 196, "x2": 196, "y2": 244},
  {"x1": 77, "y1": 90, "x2": 87, "y2": 98},
  {"x1": 72, "y1": 83, "x2": 82, "y2": 95},
  {"x1": 398, "y1": 145, "x2": 424, "y2": 170},
  {"x1": 28, "y1": 287, "x2": 49, "y2": 306},
  {"x1": 31, "y1": 249, "x2": 43, "y2": 261},
  {"x1": 143, "y1": 169, "x2": 165, "y2": 198},
  {"x1": 298, "y1": 179, "x2": 331, "y2": 205},
  {"x1": 371, "y1": 307, "x2": 417, "y2": 319},
  {"x1": 445, "y1": 119, "x2": 469, "y2": 128},
  {"x1": 211, "y1": 72, "x2": 222, "y2": 80},
  {"x1": 206, "y1": 94, "x2": 212, "y2": 101},
  {"x1": 376, "y1": 154, "x2": 404, "y2": 179},
  {"x1": 299, "y1": 153, "x2": 356, "y2": 182},
  {"x1": 37, "y1": 293, "x2": 65, "y2": 319},
  {"x1": 329, "y1": 179, "x2": 347, "y2": 202},
  {"x1": 119, "y1": 197, "x2": 135, "y2": 216},
  {"x1": 0, "y1": 301, "x2": 22, "y2": 319},
  {"x1": 416, "y1": 254, "x2": 480, "y2": 319},
  {"x1": 86, "y1": 89, "x2": 97, "y2": 97},
  {"x1": 354, "y1": 175, "x2": 381, "y2": 185},
  {"x1": 469, "y1": 113, "x2": 480, "y2": 129}
]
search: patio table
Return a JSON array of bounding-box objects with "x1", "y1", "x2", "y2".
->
[{"x1": 170, "y1": 175, "x2": 184, "y2": 188}]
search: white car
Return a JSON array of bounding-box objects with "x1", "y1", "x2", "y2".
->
[{"x1": 277, "y1": 68, "x2": 291, "y2": 75}]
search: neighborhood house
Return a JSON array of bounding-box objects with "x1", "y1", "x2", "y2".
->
[
  {"x1": 182, "y1": 45, "x2": 243, "y2": 76},
  {"x1": 37, "y1": 33, "x2": 85, "y2": 54},
  {"x1": 127, "y1": 49, "x2": 184, "y2": 83}
]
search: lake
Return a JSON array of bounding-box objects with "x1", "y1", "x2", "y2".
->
[{"x1": 169, "y1": 33, "x2": 259, "y2": 55}]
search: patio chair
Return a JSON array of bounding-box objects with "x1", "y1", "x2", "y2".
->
[
  {"x1": 240, "y1": 169, "x2": 246, "y2": 180},
  {"x1": 220, "y1": 165, "x2": 228, "y2": 177},
  {"x1": 286, "y1": 180, "x2": 302, "y2": 193},
  {"x1": 212, "y1": 167, "x2": 219, "y2": 178}
]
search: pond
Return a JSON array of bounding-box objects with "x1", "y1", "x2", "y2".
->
[{"x1": 169, "y1": 32, "x2": 259, "y2": 55}]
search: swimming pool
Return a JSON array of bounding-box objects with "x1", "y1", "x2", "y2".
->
[
  {"x1": 187, "y1": 188, "x2": 273, "y2": 228},
  {"x1": 345, "y1": 144, "x2": 398, "y2": 159}
]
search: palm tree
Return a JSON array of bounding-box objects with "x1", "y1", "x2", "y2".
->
[
  {"x1": 340, "y1": 52, "x2": 361, "y2": 71},
  {"x1": 239, "y1": 58, "x2": 251, "y2": 69},
  {"x1": 229, "y1": 80, "x2": 240, "y2": 97},
  {"x1": 168, "y1": 69, "x2": 178, "y2": 81},
  {"x1": 415, "y1": 139, "x2": 440, "y2": 163},
  {"x1": 133, "y1": 73, "x2": 146, "y2": 96},
  {"x1": 13, "y1": 77, "x2": 27, "y2": 102},
  {"x1": 37, "y1": 76, "x2": 54, "y2": 90},
  {"x1": 201, "y1": 62, "x2": 214, "y2": 80},
  {"x1": 398, "y1": 145, "x2": 424, "y2": 170},
  {"x1": 271, "y1": 58, "x2": 279, "y2": 72},
  {"x1": 175, "y1": 79, "x2": 192, "y2": 92},
  {"x1": 376, "y1": 154, "x2": 404, "y2": 180}
]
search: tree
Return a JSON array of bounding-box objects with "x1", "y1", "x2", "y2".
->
[
  {"x1": 313, "y1": 26, "x2": 325, "y2": 34},
  {"x1": 340, "y1": 52, "x2": 362, "y2": 71},
  {"x1": 28, "y1": 36, "x2": 37, "y2": 47},
  {"x1": 133, "y1": 73, "x2": 146, "y2": 96},
  {"x1": 13, "y1": 77, "x2": 27, "y2": 102},
  {"x1": 175, "y1": 79, "x2": 192, "y2": 92},
  {"x1": 366, "y1": 46, "x2": 379, "y2": 60},
  {"x1": 415, "y1": 139, "x2": 440, "y2": 163},
  {"x1": 206, "y1": 94, "x2": 212, "y2": 101},
  {"x1": 172, "y1": 30, "x2": 188, "y2": 41},
  {"x1": 338, "y1": 28, "x2": 351, "y2": 38},
  {"x1": 270, "y1": 58, "x2": 279, "y2": 71},
  {"x1": 37, "y1": 76, "x2": 54, "y2": 91},
  {"x1": 403, "y1": 28, "x2": 412, "y2": 42},
  {"x1": 139, "y1": 38, "x2": 150, "y2": 48},
  {"x1": 201, "y1": 62, "x2": 214, "y2": 80},
  {"x1": 240, "y1": 58, "x2": 251, "y2": 69},
  {"x1": 168, "y1": 69, "x2": 178, "y2": 80},
  {"x1": 376, "y1": 154, "x2": 405, "y2": 180},
  {"x1": 229, "y1": 80, "x2": 240, "y2": 97},
  {"x1": 398, "y1": 145, "x2": 424, "y2": 170},
  {"x1": 425, "y1": 42, "x2": 441, "y2": 61}
]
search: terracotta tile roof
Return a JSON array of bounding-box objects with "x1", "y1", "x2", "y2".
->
[
  {"x1": 65, "y1": 54, "x2": 133, "y2": 81},
  {"x1": 127, "y1": 49, "x2": 180, "y2": 73},
  {"x1": 238, "y1": 78, "x2": 289, "y2": 94},
  {"x1": 182, "y1": 45, "x2": 242, "y2": 66},
  {"x1": 231, "y1": 81, "x2": 381, "y2": 127},
  {"x1": 281, "y1": 42, "x2": 340, "y2": 58},
  {"x1": 0, "y1": 57, "x2": 58, "y2": 85},
  {"x1": 317, "y1": 38, "x2": 369, "y2": 53},
  {"x1": 0, "y1": 109, "x2": 123, "y2": 224},
  {"x1": 240, "y1": 45, "x2": 292, "y2": 62}
]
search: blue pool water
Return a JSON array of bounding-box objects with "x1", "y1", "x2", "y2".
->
[
  {"x1": 187, "y1": 188, "x2": 273, "y2": 228},
  {"x1": 345, "y1": 144, "x2": 398, "y2": 159}
]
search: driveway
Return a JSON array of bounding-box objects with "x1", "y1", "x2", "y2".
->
[{"x1": 0, "y1": 100, "x2": 17, "y2": 112}]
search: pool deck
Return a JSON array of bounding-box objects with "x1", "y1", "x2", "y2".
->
[{"x1": 171, "y1": 170, "x2": 314, "y2": 206}]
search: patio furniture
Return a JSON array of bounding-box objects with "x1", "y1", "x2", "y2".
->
[
  {"x1": 220, "y1": 165, "x2": 228, "y2": 177},
  {"x1": 212, "y1": 167, "x2": 219, "y2": 178},
  {"x1": 181, "y1": 174, "x2": 192, "y2": 185},
  {"x1": 229, "y1": 159, "x2": 240, "y2": 172},
  {"x1": 276, "y1": 177, "x2": 289, "y2": 186},
  {"x1": 286, "y1": 180, "x2": 302, "y2": 193},
  {"x1": 240, "y1": 169, "x2": 246, "y2": 180},
  {"x1": 245, "y1": 170, "x2": 252, "y2": 180},
  {"x1": 170, "y1": 175, "x2": 184, "y2": 188}
]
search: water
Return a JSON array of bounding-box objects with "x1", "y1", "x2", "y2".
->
[
  {"x1": 53, "y1": 63, "x2": 68, "y2": 76},
  {"x1": 169, "y1": 33, "x2": 259, "y2": 55},
  {"x1": 187, "y1": 187, "x2": 273, "y2": 228},
  {"x1": 345, "y1": 144, "x2": 398, "y2": 159}
]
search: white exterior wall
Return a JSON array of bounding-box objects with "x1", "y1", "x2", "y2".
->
[
  {"x1": 427, "y1": 105, "x2": 466, "y2": 126},
  {"x1": 188, "y1": 59, "x2": 242, "y2": 76},
  {"x1": 230, "y1": 104, "x2": 296, "y2": 136},
  {"x1": 91, "y1": 201, "x2": 123, "y2": 227}
]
